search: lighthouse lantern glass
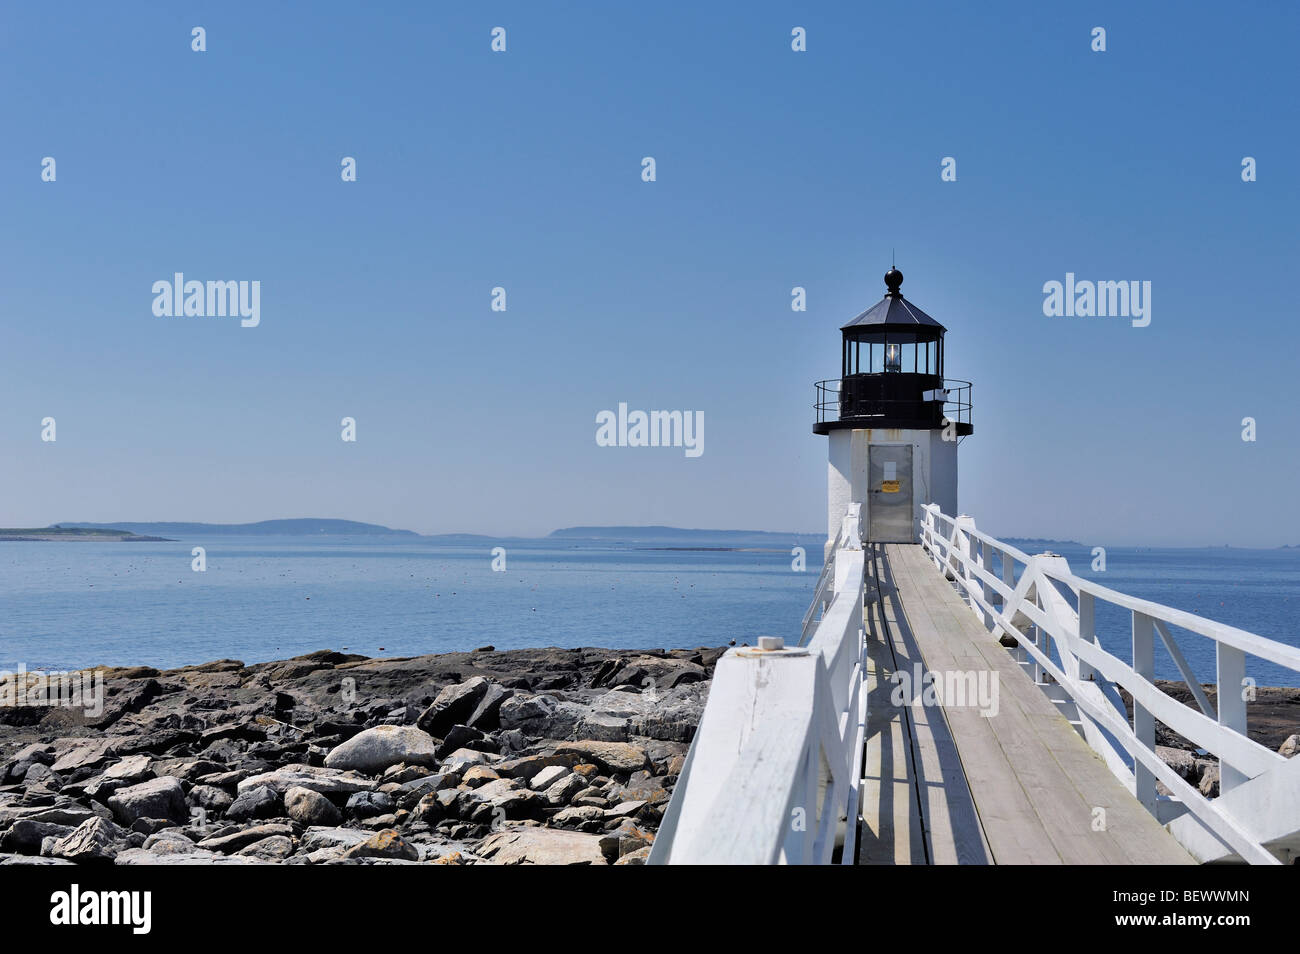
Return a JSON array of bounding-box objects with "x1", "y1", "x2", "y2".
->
[{"x1": 885, "y1": 343, "x2": 901, "y2": 372}]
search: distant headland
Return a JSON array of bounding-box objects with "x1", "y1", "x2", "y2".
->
[
  {"x1": 0, "y1": 527, "x2": 172, "y2": 542},
  {"x1": 50, "y1": 519, "x2": 419, "y2": 538}
]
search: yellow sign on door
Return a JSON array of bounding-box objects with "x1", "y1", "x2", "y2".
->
[{"x1": 881, "y1": 480, "x2": 900, "y2": 493}]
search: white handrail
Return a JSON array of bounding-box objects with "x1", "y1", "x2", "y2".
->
[
  {"x1": 799, "y1": 504, "x2": 862, "y2": 645},
  {"x1": 920, "y1": 504, "x2": 1300, "y2": 865},
  {"x1": 650, "y1": 505, "x2": 866, "y2": 864}
]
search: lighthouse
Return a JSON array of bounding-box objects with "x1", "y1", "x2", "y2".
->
[{"x1": 814, "y1": 268, "x2": 973, "y2": 548}]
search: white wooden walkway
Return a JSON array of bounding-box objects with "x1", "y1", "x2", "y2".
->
[{"x1": 859, "y1": 543, "x2": 1195, "y2": 865}]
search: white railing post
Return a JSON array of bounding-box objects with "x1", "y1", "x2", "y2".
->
[
  {"x1": 842, "y1": 502, "x2": 862, "y2": 551},
  {"x1": 909, "y1": 505, "x2": 1300, "y2": 865},
  {"x1": 1131, "y1": 611, "x2": 1157, "y2": 811},
  {"x1": 652, "y1": 505, "x2": 866, "y2": 866},
  {"x1": 1077, "y1": 591, "x2": 1096, "y2": 681},
  {"x1": 979, "y1": 538, "x2": 994, "y2": 630},
  {"x1": 954, "y1": 515, "x2": 979, "y2": 618},
  {"x1": 1216, "y1": 644, "x2": 1248, "y2": 794}
]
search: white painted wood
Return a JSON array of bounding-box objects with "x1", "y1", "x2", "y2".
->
[
  {"x1": 1167, "y1": 753, "x2": 1300, "y2": 863},
  {"x1": 1153, "y1": 618, "x2": 1215, "y2": 717},
  {"x1": 1132, "y1": 612, "x2": 1157, "y2": 811},
  {"x1": 652, "y1": 507, "x2": 867, "y2": 865},
  {"x1": 1217, "y1": 644, "x2": 1248, "y2": 794},
  {"x1": 919, "y1": 503, "x2": 1299, "y2": 865}
]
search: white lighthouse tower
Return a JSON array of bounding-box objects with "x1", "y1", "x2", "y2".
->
[{"x1": 813, "y1": 268, "x2": 973, "y2": 550}]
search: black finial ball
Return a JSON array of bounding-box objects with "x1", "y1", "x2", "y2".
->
[{"x1": 884, "y1": 267, "x2": 903, "y2": 294}]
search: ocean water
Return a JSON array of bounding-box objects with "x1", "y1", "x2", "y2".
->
[
  {"x1": 0, "y1": 536, "x2": 821, "y2": 673},
  {"x1": 1, "y1": 537, "x2": 1297, "y2": 687}
]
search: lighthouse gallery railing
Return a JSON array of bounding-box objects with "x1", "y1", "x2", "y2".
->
[
  {"x1": 648, "y1": 505, "x2": 867, "y2": 864},
  {"x1": 921, "y1": 504, "x2": 1300, "y2": 865}
]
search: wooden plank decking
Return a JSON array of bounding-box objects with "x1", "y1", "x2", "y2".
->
[{"x1": 859, "y1": 543, "x2": 1194, "y2": 865}]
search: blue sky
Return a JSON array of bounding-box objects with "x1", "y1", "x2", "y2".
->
[{"x1": 2, "y1": 2, "x2": 1297, "y2": 545}]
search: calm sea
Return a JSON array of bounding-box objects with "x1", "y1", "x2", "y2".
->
[{"x1": 1, "y1": 537, "x2": 1297, "y2": 687}]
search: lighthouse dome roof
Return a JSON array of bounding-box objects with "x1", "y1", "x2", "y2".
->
[{"x1": 840, "y1": 268, "x2": 946, "y2": 335}]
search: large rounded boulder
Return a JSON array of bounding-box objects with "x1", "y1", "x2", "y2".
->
[{"x1": 323, "y1": 725, "x2": 438, "y2": 775}]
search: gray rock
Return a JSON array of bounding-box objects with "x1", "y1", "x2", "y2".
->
[
  {"x1": 615, "y1": 846, "x2": 651, "y2": 865},
  {"x1": 107, "y1": 776, "x2": 189, "y2": 825},
  {"x1": 11, "y1": 743, "x2": 54, "y2": 766},
  {"x1": 604, "y1": 799, "x2": 648, "y2": 819},
  {"x1": 612, "y1": 771, "x2": 672, "y2": 806},
  {"x1": 21, "y1": 763, "x2": 61, "y2": 790},
  {"x1": 299, "y1": 826, "x2": 371, "y2": 853},
  {"x1": 380, "y1": 763, "x2": 431, "y2": 784},
  {"x1": 435, "y1": 724, "x2": 488, "y2": 759},
  {"x1": 498, "y1": 695, "x2": 588, "y2": 739},
  {"x1": 142, "y1": 831, "x2": 197, "y2": 854},
  {"x1": 0, "y1": 853, "x2": 76, "y2": 865},
  {"x1": 607, "y1": 817, "x2": 655, "y2": 857},
  {"x1": 198, "y1": 823, "x2": 293, "y2": 854},
  {"x1": 114, "y1": 847, "x2": 264, "y2": 865},
  {"x1": 49, "y1": 739, "x2": 116, "y2": 773},
  {"x1": 0, "y1": 819, "x2": 74, "y2": 855},
  {"x1": 440, "y1": 748, "x2": 493, "y2": 771},
  {"x1": 46, "y1": 817, "x2": 132, "y2": 863},
  {"x1": 323, "y1": 725, "x2": 438, "y2": 774},
  {"x1": 1156, "y1": 745, "x2": 1196, "y2": 781},
  {"x1": 529, "y1": 765, "x2": 569, "y2": 790},
  {"x1": 392, "y1": 773, "x2": 457, "y2": 809},
  {"x1": 543, "y1": 773, "x2": 586, "y2": 806},
  {"x1": 552, "y1": 805, "x2": 606, "y2": 829},
  {"x1": 577, "y1": 713, "x2": 631, "y2": 742},
  {"x1": 554, "y1": 741, "x2": 650, "y2": 775},
  {"x1": 236, "y1": 764, "x2": 373, "y2": 798},
  {"x1": 345, "y1": 791, "x2": 394, "y2": 819},
  {"x1": 465, "y1": 778, "x2": 544, "y2": 820},
  {"x1": 18, "y1": 804, "x2": 113, "y2": 827},
  {"x1": 1280, "y1": 734, "x2": 1299, "y2": 759},
  {"x1": 225, "y1": 785, "x2": 282, "y2": 821},
  {"x1": 412, "y1": 789, "x2": 462, "y2": 824},
  {"x1": 416, "y1": 677, "x2": 490, "y2": 737},
  {"x1": 587, "y1": 685, "x2": 707, "y2": 743},
  {"x1": 236, "y1": 835, "x2": 294, "y2": 860},
  {"x1": 341, "y1": 828, "x2": 419, "y2": 861},
  {"x1": 467, "y1": 683, "x2": 513, "y2": 731},
  {"x1": 188, "y1": 785, "x2": 234, "y2": 814},
  {"x1": 101, "y1": 754, "x2": 154, "y2": 784},
  {"x1": 1199, "y1": 764, "x2": 1220, "y2": 798},
  {"x1": 460, "y1": 765, "x2": 501, "y2": 788},
  {"x1": 495, "y1": 752, "x2": 580, "y2": 779},
  {"x1": 284, "y1": 786, "x2": 342, "y2": 826},
  {"x1": 479, "y1": 827, "x2": 611, "y2": 865}
]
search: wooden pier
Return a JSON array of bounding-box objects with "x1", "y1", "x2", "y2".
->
[
  {"x1": 649, "y1": 505, "x2": 1300, "y2": 866},
  {"x1": 859, "y1": 543, "x2": 1194, "y2": 865}
]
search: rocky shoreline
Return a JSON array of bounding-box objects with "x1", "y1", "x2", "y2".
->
[
  {"x1": 2, "y1": 646, "x2": 1296, "y2": 865},
  {"x1": 0, "y1": 647, "x2": 723, "y2": 865}
]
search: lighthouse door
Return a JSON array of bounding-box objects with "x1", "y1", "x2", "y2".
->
[{"x1": 868, "y1": 446, "x2": 914, "y2": 543}]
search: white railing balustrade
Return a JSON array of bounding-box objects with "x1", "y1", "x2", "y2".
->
[
  {"x1": 649, "y1": 504, "x2": 866, "y2": 864},
  {"x1": 920, "y1": 504, "x2": 1300, "y2": 865}
]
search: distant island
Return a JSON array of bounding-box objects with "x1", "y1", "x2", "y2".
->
[
  {"x1": 0, "y1": 526, "x2": 172, "y2": 542},
  {"x1": 5, "y1": 520, "x2": 1293, "y2": 549},
  {"x1": 57, "y1": 519, "x2": 419, "y2": 537},
  {"x1": 2, "y1": 519, "x2": 816, "y2": 544},
  {"x1": 1002, "y1": 537, "x2": 1084, "y2": 547},
  {"x1": 549, "y1": 526, "x2": 821, "y2": 544}
]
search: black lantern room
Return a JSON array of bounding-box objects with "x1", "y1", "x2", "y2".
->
[{"x1": 813, "y1": 268, "x2": 973, "y2": 435}]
